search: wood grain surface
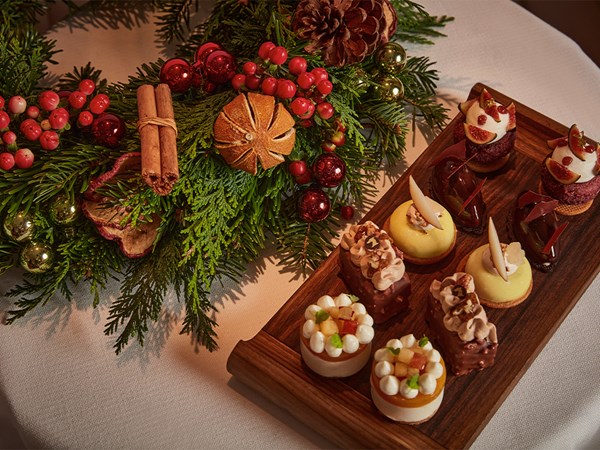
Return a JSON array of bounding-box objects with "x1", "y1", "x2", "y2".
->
[{"x1": 227, "y1": 83, "x2": 600, "y2": 449}]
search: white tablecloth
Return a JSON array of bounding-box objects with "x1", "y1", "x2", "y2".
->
[{"x1": 1, "y1": 1, "x2": 599, "y2": 448}]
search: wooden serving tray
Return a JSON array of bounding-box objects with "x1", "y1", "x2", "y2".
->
[{"x1": 226, "y1": 83, "x2": 600, "y2": 449}]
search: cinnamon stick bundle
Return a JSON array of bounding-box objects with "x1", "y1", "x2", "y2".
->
[{"x1": 137, "y1": 83, "x2": 179, "y2": 196}]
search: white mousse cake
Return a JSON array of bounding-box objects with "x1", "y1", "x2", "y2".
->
[
  {"x1": 370, "y1": 334, "x2": 446, "y2": 424},
  {"x1": 300, "y1": 293, "x2": 375, "y2": 378}
]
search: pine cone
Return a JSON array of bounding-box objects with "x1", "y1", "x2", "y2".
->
[{"x1": 292, "y1": 0, "x2": 397, "y2": 67}]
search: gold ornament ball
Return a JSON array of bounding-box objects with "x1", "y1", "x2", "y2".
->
[
  {"x1": 373, "y1": 77, "x2": 405, "y2": 102},
  {"x1": 20, "y1": 241, "x2": 54, "y2": 273},
  {"x1": 375, "y1": 42, "x2": 407, "y2": 74},
  {"x1": 49, "y1": 194, "x2": 79, "y2": 225},
  {"x1": 3, "y1": 210, "x2": 35, "y2": 242}
]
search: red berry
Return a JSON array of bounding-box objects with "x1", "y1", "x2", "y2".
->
[
  {"x1": 231, "y1": 73, "x2": 246, "y2": 91},
  {"x1": 334, "y1": 118, "x2": 347, "y2": 132},
  {"x1": 258, "y1": 41, "x2": 276, "y2": 60},
  {"x1": 40, "y1": 130, "x2": 60, "y2": 150},
  {"x1": 261, "y1": 77, "x2": 278, "y2": 95},
  {"x1": 0, "y1": 111, "x2": 9, "y2": 130},
  {"x1": 321, "y1": 141, "x2": 336, "y2": 152},
  {"x1": 40, "y1": 119, "x2": 51, "y2": 131},
  {"x1": 0, "y1": 96, "x2": 4, "y2": 109},
  {"x1": 290, "y1": 97, "x2": 312, "y2": 117},
  {"x1": 39, "y1": 91, "x2": 60, "y2": 111},
  {"x1": 268, "y1": 46, "x2": 288, "y2": 65},
  {"x1": 276, "y1": 79, "x2": 297, "y2": 99},
  {"x1": 477, "y1": 114, "x2": 487, "y2": 125},
  {"x1": 78, "y1": 111, "x2": 94, "y2": 127},
  {"x1": 49, "y1": 108, "x2": 70, "y2": 130},
  {"x1": 20, "y1": 119, "x2": 42, "y2": 141},
  {"x1": 300, "y1": 101, "x2": 315, "y2": 119},
  {"x1": 311, "y1": 68, "x2": 328, "y2": 84},
  {"x1": 316, "y1": 80, "x2": 333, "y2": 96},
  {"x1": 68, "y1": 91, "x2": 87, "y2": 109},
  {"x1": 295, "y1": 170, "x2": 312, "y2": 185},
  {"x1": 0, "y1": 152, "x2": 15, "y2": 170},
  {"x1": 8, "y1": 96, "x2": 27, "y2": 114},
  {"x1": 26, "y1": 106, "x2": 40, "y2": 119},
  {"x1": 288, "y1": 56, "x2": 307, "y2": 76},
  {"x1": 289, "y1": 160, "x2": 307, "y2": 177},
  {"x1": 316, "y1": 102, "x2": 335, "y2": 120},
  {"x1": 299, "y1": 119, "x2": 314, "y2": 128},
  {"x1": 340, "y1": 205, "x2": 355, "y2": 220},
  {"x1": 330, "y1": 130, "x2": 346, "y2": 147},
  {"x1": 78, "y1": 79, "x2": 96, "y2": 95},
  {"x1": 297, "y1": 72, "x2": 315, "y2": 90},
  {"x1": 89, "y1": 94, "x2": 110, "y2": 114},
  {"x1": 194, "y1": 42, "x2": 222, "y2": 65},
  {"x1": 14, "y1": 148, "x2": 34, "y2": 169},
  {"x1": 2, "y1": 131, "x2": 17, "y2": 146},
  {"x1": 245, "y1": 74, "x2": 261, "y2": 91},
  {"x1": 242, "y1": 61, "x2": 257, "y2": 76}
]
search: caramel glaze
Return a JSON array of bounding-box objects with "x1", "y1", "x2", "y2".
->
[
  {"x1": 425, "y1": 294, "x2": 497, "y2": 377},
  {"x1": 339, "y1": 250, "x2": 411, "y2": 324}
]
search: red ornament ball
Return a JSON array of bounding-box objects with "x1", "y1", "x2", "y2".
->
[
  {"x1": 160, "y1": 58, "x2": 194, "y2": 93},
  {"x1": 312, "y1": 153, "x2": 346, "y2": 188},
  {"x1": 91, "y1": 113, "x2": 126, "y2": 148},
  {"x1": 340, "y1": 205, "x2": 355, "y2": 220},
  {"x1": 204, "y1": 50, "x2": 237, "y2": 84},
  {"x1": 297, "y1": 187, "x2": 331, "y2": 222},
  {"x1": 194, "y1": 42, "x2": 222, "y2": 65},
  {"x1": 288, "y1": 160, "x2": 308, "y2": 177}
]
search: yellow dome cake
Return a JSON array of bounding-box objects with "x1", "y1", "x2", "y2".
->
[
  {"x1": 464, "y1": 217, "x2": 533, "y2": 308},
  {"x1": 387, "y1": 176, "x2": 456, "y2": 265}
]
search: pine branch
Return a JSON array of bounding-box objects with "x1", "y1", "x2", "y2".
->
[{"x1": 391, "y1": 0, "x2": 454, "y2": 45}]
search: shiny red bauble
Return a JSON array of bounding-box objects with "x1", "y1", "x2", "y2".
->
[
  {"x1": 297, "y1": 187, "x2": 331, "y2": 222},
  {"x1": 312, "y1": 153, "x2": 346, "y2": 188},
  {"x1": 160, "y1": 57, "x2": 194, "y2": 93},
  {"x1": 91, "y1": 113, "x2": 126, "y2": 148},
  {"x1": 204, "y1": 50, "x2": 237, "y2": 84}
]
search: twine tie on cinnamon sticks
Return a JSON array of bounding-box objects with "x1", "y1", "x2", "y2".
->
[{"x1": 137, "y1": 83, "x2": 179, "y2": 196}]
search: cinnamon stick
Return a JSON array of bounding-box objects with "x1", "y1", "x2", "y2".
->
[
  {"x1": 137, "y1": 84, "x2": 161, "y2": 189},
  {"x1": 155, "y1": 83, "x2": 179, "y2": 193}
]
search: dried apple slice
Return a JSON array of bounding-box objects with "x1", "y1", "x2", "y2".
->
[
  {"x1": 506, "y1": 102, "x2": 516, "y2": 131},
  {"x1": 568, "y1": 124, "x2": 586, "y2": 161},
  {"x1": 544, "y1": 157, "x2": 581, "y2": 184},
  {"x1": 458, "y1": 98, "x2": 477, "y2": 116},
  {"x1": 488, "y1": 217, "x2": 507, "y2": 281},
  {"x1": 409, "y1": 175, "x2": 443, "y2": 230},
  {"x1": 464, "y1": 123, "x2": 497, "y2": 145},
  {"x1": 479, "y1": 88, "x2": 501, "y2": 122}
]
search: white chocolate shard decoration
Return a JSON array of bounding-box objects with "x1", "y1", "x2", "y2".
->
[
  {"x1": 488, "y1": 217, "x2": 508, "y2": 281},
  {"x1": 409, "y1": 175, "x2": 443, "y2": 230}
]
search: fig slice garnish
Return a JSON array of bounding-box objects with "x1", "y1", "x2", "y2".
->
[
  {"x1": 464, "y1": 123, "x2": 497, "y2": 145},
  {"x1": 594, "y1": 143, "x2": 600, "y2": 175},
  {"x1": 568, "y1": 124, "x2": 586, "y2": 161},
  {"x1": 409, "y1": 175, "x2": 443, "y2": 230},
  {"x1": 478, "y1": 88, "x2": 501, "y2": 122},
  {"x1": 506, "y1": 102, "x2": 516, "y2": 131},
  {"x1": 458, "y1": 98, "x2": 477, "y2": 116},
  {"x1": 544, "y1": 157, "x2": 581, "y2": 184},
  {"x1": 488, "y1": 217, "x2": 508, "y2": 281},
  {"x1": 523, "y1": 199, "x2": 559, "y2": 223},
  {"x1": 542, "y1": 222, "x2": 568, "y2": 255},
  {"x1": 547, "y1": 136, "x2": 568, "y2": 150},
  {"x1": 458, "y1": 177, "x2": 486, "y2": 214}
]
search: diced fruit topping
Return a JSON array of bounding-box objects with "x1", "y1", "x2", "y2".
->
[
  {"x1": 319, "y1": 317, "x2": 339, "y2": 335},
  {"x1": 408, "y1": 352, "x2": 428, "y2": 371},
  {"x1": 506, "y1": 102, "x2": 516, "y2": 131},
  {"x1": 545, "y1": 157, "x2": 581, "y2": 184},
  {"x1": 394, "y1": 363, "x2": 408, "y2": 378},
  {"x1": 397, "y1": 348, "x2": 414, "y2": 364},
  {"x1": 568, "y1": 124, "x2": 586, "y2": 161},
  {"x1": 464, "y1": 123, "x2": 497, "y2": 145},
  {"x1": 458, "y1": 98, "x2": 477, "y2": 116},
  {"x1": 478, "y1": 88, "x2": 501, "y2": 122},
  {"x1": 337, "y1": 318, "x2": 358, "y2": 336}
]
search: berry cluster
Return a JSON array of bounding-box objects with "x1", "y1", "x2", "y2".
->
[
  {"x1": 0, "y1": 79, "x2": 111, "y2": 171},
  {"x1": 159, "y1": 42, "x2": 237, "y2": 94}
]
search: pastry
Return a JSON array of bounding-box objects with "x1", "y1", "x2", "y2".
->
[
  {"x1": 540, "y1": 124, "x2": 600, "y2": 215},
  {"x1": 430, "y1": 141, "x2": 487, "y2": 234},
  {"x1": 511, "y1": 190, "x2": 568, "y2": 272},
  {"x1": 387, "y1": 175, "x2": 456, "y2": 265},
  {"x1": 370, "y1": 334, "x2": 446, "y2": 424},
  {"x1": 339, "y1": 221, "x2": 411, "y2": 323},
  {"x1": 300, "y1": 293, "x2": 375, "y2": 377},
  {"x1": 455, "y1": 88, "x2": 516, "y2": 173},
  {"x1": 428, "y1": 272, "x2": 498, "y2": 376},
  {"x1": 464, "y1": 217, "x2": 532, "y2": 308}
]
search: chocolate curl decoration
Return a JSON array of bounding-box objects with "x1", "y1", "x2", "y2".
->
[{"x1": 137, "y1": 84, "x2": 179, "y2": 196}]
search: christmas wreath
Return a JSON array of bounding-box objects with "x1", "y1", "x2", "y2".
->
[{"x1": 0, "y1": 0, "x2": 452, "y2": 353}]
